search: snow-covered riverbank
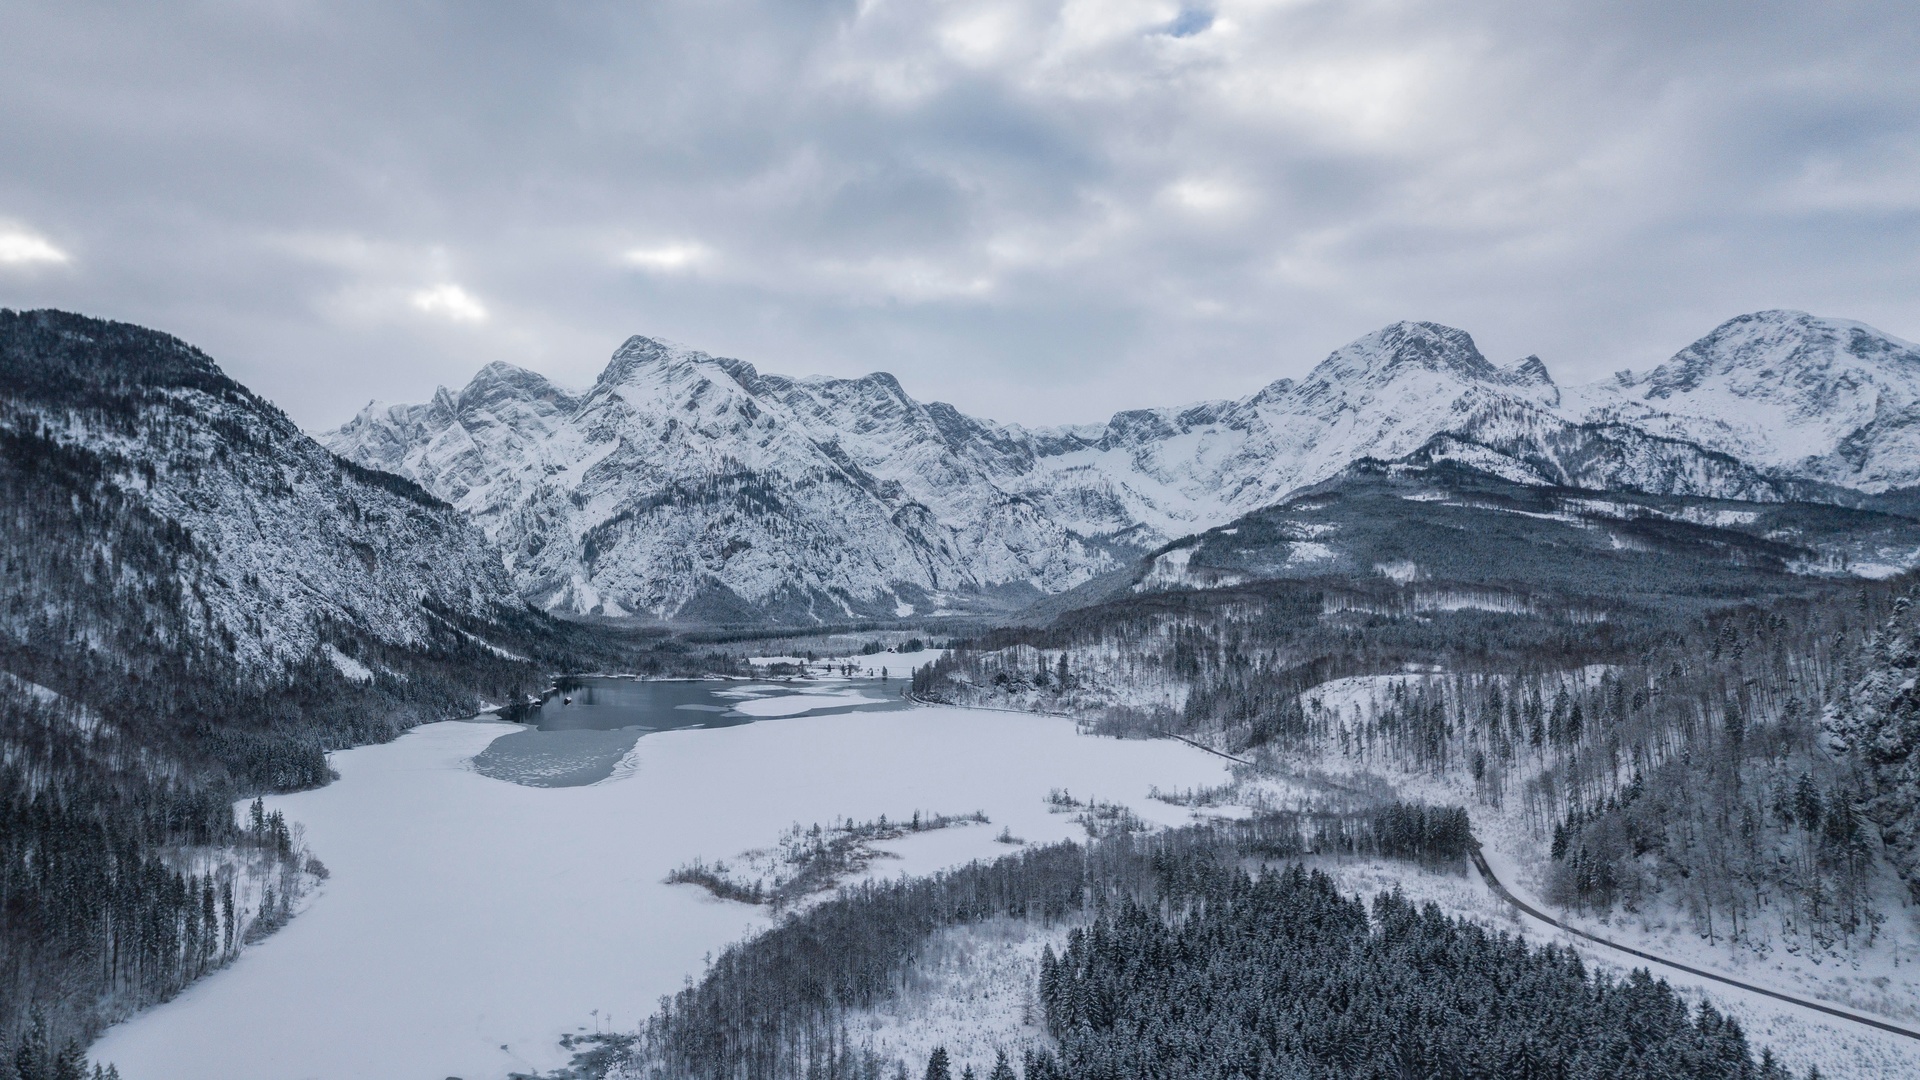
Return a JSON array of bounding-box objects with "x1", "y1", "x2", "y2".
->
[{"x1": 90, "y1": 706, "x2": 1231, "y2": 1079}]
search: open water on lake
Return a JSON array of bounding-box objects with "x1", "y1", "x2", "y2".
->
[{"x1": 470, "y1": 676, "x2": 910, "y2": 787}]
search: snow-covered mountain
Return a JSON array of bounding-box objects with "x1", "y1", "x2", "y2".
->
[
  {"x1": 0, "y1": 309, "x2": 542, "y2": 688},
  {"x1": 1013, "y1": 321, "x2": 1793, "y2": 543},
  {"x1": 324, "y1": 314, "x2": 1915, "y2": 623},
  {"x1": 325, "y1": 337, "x2": 1115, "y2": 623},
  {"x1": 1566, "y1": 310, "x2": 1920, "y2": 492}
]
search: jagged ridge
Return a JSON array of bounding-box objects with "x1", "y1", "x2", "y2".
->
[{"x1": 323, "y1": 313, "x2": 1920, "y2": 623}]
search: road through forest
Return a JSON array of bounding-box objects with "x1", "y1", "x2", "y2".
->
[{"x1": 910, "y1": 693, "x2": 1920, "y2": 1043}]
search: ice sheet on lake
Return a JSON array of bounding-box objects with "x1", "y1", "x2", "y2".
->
[{"x1": 90, "y1": 707, "x2": 1233, "y2": 1080}]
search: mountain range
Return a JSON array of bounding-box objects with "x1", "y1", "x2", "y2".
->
[{"x1": 321, "y1": 309, "x2": 1920, "y2": 624}]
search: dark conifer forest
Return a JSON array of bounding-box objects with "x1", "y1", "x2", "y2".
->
[{"x1": 564, "y1": 813, "x2": 1804, "y2": 1080}]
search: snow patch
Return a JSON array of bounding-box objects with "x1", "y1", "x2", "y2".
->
[
  {"x1": 1375, "y1": 559, "x2": 1419, "y2": 583},
  {"x1": 730, "y1": 690, "x2": 882, "y2": 717},
  {"x1": 322, "y1": 644, "x2": 373, "y2": 683}
]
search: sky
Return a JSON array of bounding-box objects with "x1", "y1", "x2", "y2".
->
[{"x1": 2, "y1": 0, "x2": 1917, "y2": 431}]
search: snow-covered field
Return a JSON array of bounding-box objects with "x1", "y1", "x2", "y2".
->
[{"x1": 89, "y1": 705, "x2": 1232, "y2": 1079}]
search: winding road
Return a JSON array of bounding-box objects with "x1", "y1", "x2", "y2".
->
[{"x1": 1468, "y1": 846, "x2": 1920, "y2": 1042}]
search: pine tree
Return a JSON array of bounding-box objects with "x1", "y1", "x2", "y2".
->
[
  {"x1": 13, "y1": 1010, "x2": 49, "y2": 1080},
  {"x1": 53, "y1": 1040, "x2": 88, "y2": 1080},
  {"x1": 923, "y1": 1046, "x2": 950, "y2": 1080}
]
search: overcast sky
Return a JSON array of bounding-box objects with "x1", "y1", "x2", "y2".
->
[{"x1": 2, "y1": 1, "x2": 1917, "y2": 430}]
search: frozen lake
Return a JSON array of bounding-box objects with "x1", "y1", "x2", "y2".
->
[
  {"x1": 90, "y1": 698, "x2": 1233, "y2": 1079},
  {"x1": 473, "y1": 676, "x2": 910, "y2": 786}
]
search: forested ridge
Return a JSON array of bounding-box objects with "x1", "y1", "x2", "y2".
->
[{"x1": 0, "y1": 309, "x2": 737, "y2": 1065}]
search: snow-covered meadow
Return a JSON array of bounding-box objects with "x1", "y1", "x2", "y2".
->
[{"x1": 89, "y1": 703, "x2": 1232, "y2": 1079}]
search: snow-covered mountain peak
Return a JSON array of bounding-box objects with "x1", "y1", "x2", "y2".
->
[
  {"x1": 1634, "y1": 310, "x2": 1920, "y2": 399},
  {"x1": 1571, "y1": 310, "x2": 1920, "y2": 490},
  {"x1": 1494, "y1": 355, "x2": 1558, "y2": 407},
  {"x1": 1304, "y1": 321, "x2": 1499, "y2": 388},
  {"x1": 604, "y1": 332, "x2": 698, "y2": 369},
  {"x1": 1502, "y1": 354, "x2": 1554, "y2": 387},
  {"x1": 322, "y1": 331, "x2": 1122, "y2": 622},
  {"x1": 462, "y1": 360, "x2": 571, "y2": 403},
  {"x1": 591, "y1": 334, "x2": 754, "y2": 396}
]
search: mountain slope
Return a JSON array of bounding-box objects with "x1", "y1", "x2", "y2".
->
[
  {"x1": 1126, "y1": 457, "x2": 1920, "y2": 608},
  {"x1": 0, "y1": 308, "x2": 577, "y2": 1053},
  {"x1": 327, "y1": 336, "x2": 1118, "y2": 623},
  {"x1": 0, "y1": 309, "x2": 551, "y2": 704},
  {"x1": 1568, "y1": 310, "x2": 1920, "y2": 491},
  {"x1": 0, "y1": 309, "x2": 746, "y2": 1054}
]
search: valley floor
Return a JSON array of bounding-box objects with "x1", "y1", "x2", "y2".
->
[{"x1": 85, "y1": 677, "x2": 1920, "y2": 1079}]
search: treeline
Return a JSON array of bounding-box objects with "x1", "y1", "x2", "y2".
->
[
  {"x1": 1524, "y1": 595, "x2": 1891, "y2": 952},
  {"x1": 910, "y1": 574, "x2": 1689, "y2": 749},
  {"x1": 667, "y1": 811, "x2": 992, "y2": 908},
  {"x1": 5, "y1": 1011, "x2": 120, "y2": 1080},
  {"x1": 572, "y1": 802, "x2": 1467, "y2": 1080},
  {"x1": 546, "y1": 804, "x2": 1800, "y2": 1080},
  {"x1": 1114, "y1": 799, "x2": 1473, "y2": 869},
  {"x1": 1232, "y1": 585, "x2": 1897, "y2": 952}
]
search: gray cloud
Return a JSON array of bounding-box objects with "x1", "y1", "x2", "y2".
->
[{"x1": 1, "y1": 0, "x2": 1915, "y2": 428}]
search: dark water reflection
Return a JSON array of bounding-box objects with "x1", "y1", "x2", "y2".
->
[{"x1": 470, "y1": 676, "x2": 909, "y2": 787}]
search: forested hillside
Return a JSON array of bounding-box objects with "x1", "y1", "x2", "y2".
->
[
  {"x1": 1827, "y1": 597, "x2": 1920, "y2": 896},
  {"x1": 912, "y1": 460, "x2": 1920, "y2": 962},
  {"x1": 0, "y1": 310, "x2": 728, "y2": 1059}
]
